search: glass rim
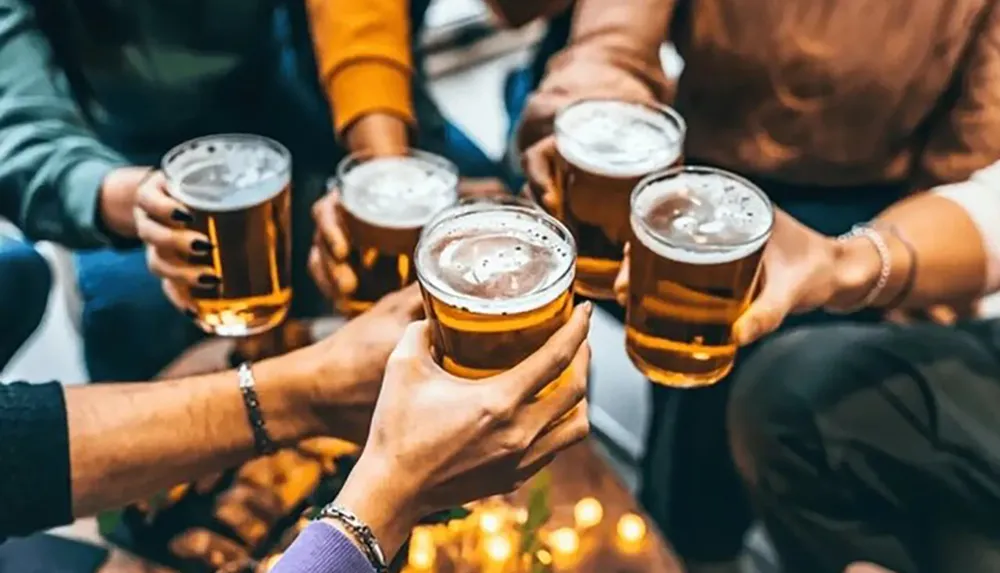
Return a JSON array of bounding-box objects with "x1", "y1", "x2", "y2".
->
[
  {"x1": 554, "y1": 98, "x2": 687, "y2": 162},
  {"x1": 414, "y1": 203, "x2": 577, "y2": 312},
  {"x1": 162, "y1": 133, "x2": 291, "y2": 186},
  {"x1": 335, "y1": 148, "x2": 459, "y2": 191},
  {"x1": 630, "y1": 165, "x2": 775, "y2": 252}
]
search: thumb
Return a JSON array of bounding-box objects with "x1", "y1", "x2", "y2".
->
[
  {"x1": 388, "y1": 320, "x2": 433, "y2": 363},
  {"x1": 732, "y1": 275, "x2": 793, "y2": 347}
]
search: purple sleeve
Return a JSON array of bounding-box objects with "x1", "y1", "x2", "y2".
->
[{"x1": 271, "y1": 522, "x2": 376, "y2": 573}]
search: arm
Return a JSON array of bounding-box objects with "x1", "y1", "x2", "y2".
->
[
  {"x1": 306, "y1": 0, "x2": 412, "y2": 154},
  {"x1": 0, "y1": 0, "x2": 137, "y2": 247},
  {"x1": 835, "y1": 163, "x2": 1000, "y2": 308},
  {"x1": 915, "y1": 2, "x2": 1000, "y2": 188}
]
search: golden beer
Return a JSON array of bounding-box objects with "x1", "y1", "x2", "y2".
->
[
  {"x1": 335, "y1": 151, "x2": 458, "y2": 316},
  {"x1": 415, "y1": 204, "x2": 576, "y2": 380},
  {"x1": 625, "y1": 166, "x2": 773, "y2": 387},
  {"x1": 554, "y1": 99, "x2": 685, "y2": 300},
  {"x1": 163, "y1": 135, "x2": 292, "y2": 337}
]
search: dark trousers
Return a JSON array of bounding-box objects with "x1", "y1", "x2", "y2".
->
[
  {"x1": 638, "y1": 174, "x2": 906, "y2": 563},
  {"x1": 0, "y1": 240, "x2": 51, "y2": 370},
  {"x1": 728, "y1": 318, "x2": 1000, "y2": 573}
]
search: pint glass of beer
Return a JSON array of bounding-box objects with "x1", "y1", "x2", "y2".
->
[
  {"x1": 335, "y1": 150, "x2": 459, "y2": 316},
  {"x1": 163, "y1": 134, "x2": 292, "y2": 337},
  {"x1": 625, "y1": 166, "x2": 773, "y2": 387},
  {"x1": 554, "y1": 99, "x2": 685, "y2": 300},
  {"x1": 415, "y1": 204, "x2": 576, "y2": 380}
]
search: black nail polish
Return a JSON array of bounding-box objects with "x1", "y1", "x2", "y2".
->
[
  {"x1": 198, "y1": 274, "x2": 221, "y2": 287},
  {"x1": 184, "y1": 309, "x2": 197, "y2": 320},
  {"x1": 171, "y1": 209, "x2": 193, "y2": 223},
  {"x1": 191, "y1": 239, "x2": 213, "y2": 253}
]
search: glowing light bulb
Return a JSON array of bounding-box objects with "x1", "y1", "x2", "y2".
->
[
  {"x1": 514, "y1": 507, "x2": 529, "y2": 524},
  {"x1": 479, "y1": 511, "x2": 502, "y2": 534},
  {"x1": 536, "y1": 549, "x2": 553, "y2": 566},
  {"x1": 617, "y1": 513, "x2": 647, "y2": 545},
  {"x1": 485, "y1": 535, "x2": 512, "y2": 562},
  {"x1": 574, "y1": 497, "x2": 604, "y2": 529},
  {"x1": 408, "y1": 545, "x2": 435, "y2": 570},
  {"x1": 550, "y1": 527, "x2": 580, "y2": 556},
  {"x1": 411, "y1": 527, "x2": 434, "y2": 548}
]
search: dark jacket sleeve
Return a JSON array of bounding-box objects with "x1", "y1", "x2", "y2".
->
[
  {"x1": 0, "y1": 0, "x2": 128, "y2": 247},
  {"x1": 0, "y1": 381, "x2": 72, "y2": 540}
]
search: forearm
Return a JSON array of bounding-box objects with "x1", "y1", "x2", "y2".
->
[
  {"x1": 307, "y1": 0, "x2": 415, "y2": 138},
  {"x1": 833, "y1": 191, "x2": 994, "y2": 309},
  {"x1": 568, "y1": 0, "x2": 675, "y2": 59},
  {"x1": 67, "y1": 356, "x2": 324, "y2": 518}
]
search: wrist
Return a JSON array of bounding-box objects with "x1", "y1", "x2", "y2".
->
[
  {"x1": 334, "y1": 452, "x2": 420, "y2": 560},
  {"x1": 99, "y1": 167, "x2": 150, "y2": 239},
  {"x1": 252, "y1": 355, "x2": 325, "y2": 445},
  {"x1": 830, "y1": 236, "x2": 883, "y2": 309},
  {"x1": 345, "y1": 113, "x2": 410, "y2": 156}
]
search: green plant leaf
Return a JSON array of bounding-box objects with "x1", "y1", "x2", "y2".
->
[{"x1": 97, "y1": 510, "x2": 122, "y2": 537}]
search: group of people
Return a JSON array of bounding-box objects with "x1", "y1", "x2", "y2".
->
[{"x1": 1, "y1": 0, "x2": 1000, "y2": 572}]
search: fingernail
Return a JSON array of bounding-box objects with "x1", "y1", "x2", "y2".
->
[
  {"x1": 582, "y1": 301, "x2": 593, "y2": 316},
  {"x1": 190, "y1": 239, "x2": 213, "y2": 253},
  {"x1": 198, "y1": 274, "x2": 221, "y2": 287},
  {"x1": 171, "y1": 209, "x2": 193, "y2": 224},
  {"x1": 184, "y1": 309, "x2": 197, "y2": 320}
]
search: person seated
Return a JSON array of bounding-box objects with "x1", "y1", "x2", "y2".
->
[
  {"x1": 0, "y1": 0, "x2": 494, "y2": 383},
  {"x1": 0, "y1": 285, "x2": 593, "y2": 565},
  {"x1": 513, "y1": 0, "x2": 1000, "y2": 570},
  {"x1": 719, "y1": 163, "x2": 1000, "y2": 572},
  {"x1": 0, "y1": 238, "x2": 51, "y2": 370}
]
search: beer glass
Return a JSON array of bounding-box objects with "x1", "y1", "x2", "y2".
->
[
  {"x1": 625, "y1": 166, "x2": 773, "y2": 387},
  {"x1": 415, "y1": 204, "x2": 576, "y2": 380},
  {"x1": 554, "y1": 99, "x2": 685, "y2": 300},
  {"x1": 335, "y1": 150, "x2": 459, "y2": 316},
  {"x1": 163, "y1": 134, "x2": 292, "y2": 337}
]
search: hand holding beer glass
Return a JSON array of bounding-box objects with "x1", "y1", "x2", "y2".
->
[
  {"x1": 309, "y1": 150, "x2": 458, "y2": 315},
  {"x1": 622, "y1": 166, "x2": 773, "y2": 387},
  {"x1": 522, "y1": 99, "x2": 685, "y2": 299},
  {"x1": 414, "y1": 203, "x2": 583, "y2": 390},
  {"x1": 136, "y1": 134, "x2": 293, "y2": 337}
]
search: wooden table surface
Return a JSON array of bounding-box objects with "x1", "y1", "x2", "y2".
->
[{"x1": 97, "y1": 322, "x2": 682, "y2": 573}]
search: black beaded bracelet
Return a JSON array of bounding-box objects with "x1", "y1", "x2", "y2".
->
[
  {"x1": 316, "y1": 503, "x2": 388, "y2": 573},
  {"x1": 237, "y1": 362, "x2": 278, "y2": 456}
]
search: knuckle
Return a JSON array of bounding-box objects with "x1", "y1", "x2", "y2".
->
[{"x1": 498, "y1": 429, "x2": 528, "y2": 456}]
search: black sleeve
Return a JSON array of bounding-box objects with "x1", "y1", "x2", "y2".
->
[{"x1": 0, "y1": 381, "x2": 72, "y2": 540}]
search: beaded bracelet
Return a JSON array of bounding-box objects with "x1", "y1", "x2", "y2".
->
[{"x1": 833, "y1": 224, "x2": 892, "y2": 314}]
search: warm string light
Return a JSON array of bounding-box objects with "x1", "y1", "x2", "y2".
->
[
  {"x1": 408, "y1": 526, "x2": 437, "y2": 570},
  {"x1": 616, "y1": 513, "x2": 647, "y2": 554},
  {"x1": 549, "y1": 527, "x2": 580, "y2": 555},
  {"x1": 574, "y1": 497, "x2": 604, "y2": 529},
  {"x1": 479, "y1": 511, "x2": 503, "y2": 535}
]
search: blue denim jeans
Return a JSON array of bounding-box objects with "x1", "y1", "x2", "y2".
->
[{"x1": 0, "y1": 240, "x2": 51, "y2": 370}]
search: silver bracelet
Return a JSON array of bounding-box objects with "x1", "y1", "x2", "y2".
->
[
  {"x1": 237, "y1": 362, "x2": 278, "y2": 456},
  {"x1": 316, "y1": 503, "x2": 388, "y2": 573},
  {"x1": 833, "y1": 224, "x2": 892, "y2": 313}
]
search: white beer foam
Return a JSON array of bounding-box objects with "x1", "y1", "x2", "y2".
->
[
  {"x1": 418, "y1": 208, "x2": 575, "y2": 315},
  {"x1": 555, "y1": 100, "x2": 683, "y2": 178},
  {"x1": 165, "y1": 136, "x2": 290, "y2": 212},
  {"x1": 340, "y1": 156, "x2": 459, "y2": 229},
  {"x1": 631, "y1": 171, "x2": 772, "y2": 265}
]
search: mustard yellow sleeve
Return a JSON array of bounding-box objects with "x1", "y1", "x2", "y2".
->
[{"x1": 306, "y1": 0, "x2": 415, "y2": 136}]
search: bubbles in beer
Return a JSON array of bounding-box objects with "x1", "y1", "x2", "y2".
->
[
  {"x1": 164, "y1": 136, "x2": 290, "y2": 212},
  {"x1": 341, "y1": 156, "x2": 459, "y2": 229},
  {"x1": 418, "y1": 209, "x2": 575, "y2": 315},
  {"x1": 556, "y1": 100, "x2": 683, "y2": 177},
  {"x1": 632, "y1": 170, "x2": 772, "y2": 264}
]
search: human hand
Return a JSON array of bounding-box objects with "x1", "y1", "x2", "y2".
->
[
  {"x1": 290, "y1": 284, "x2": 425, "y2": 445},
  {"x1": 99, "y1": 166, "x2": 157, "y2": 240},
  {"x1": 308, "y1": 190, "x2": 356, "y2": 302},
  {"x1": 335, "y1": 302, "x2": 593, "y2": 557},
  {"x1": 613, "y1": 211, "x2": 853, "y2": 346},
  {"x1": 133, "y1": 171, "x2": 218, "y2": 314}
]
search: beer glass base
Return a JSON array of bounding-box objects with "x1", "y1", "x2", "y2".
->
[
  {"x1": 574, "y1": 260, "x2": 621, "y2": 301},
  {"x1": 196, "y1": 307, "x2": 289, "y2": 338},
  {"x1": 626, "y1": 347, "x2": 733, "y2": 388}
]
